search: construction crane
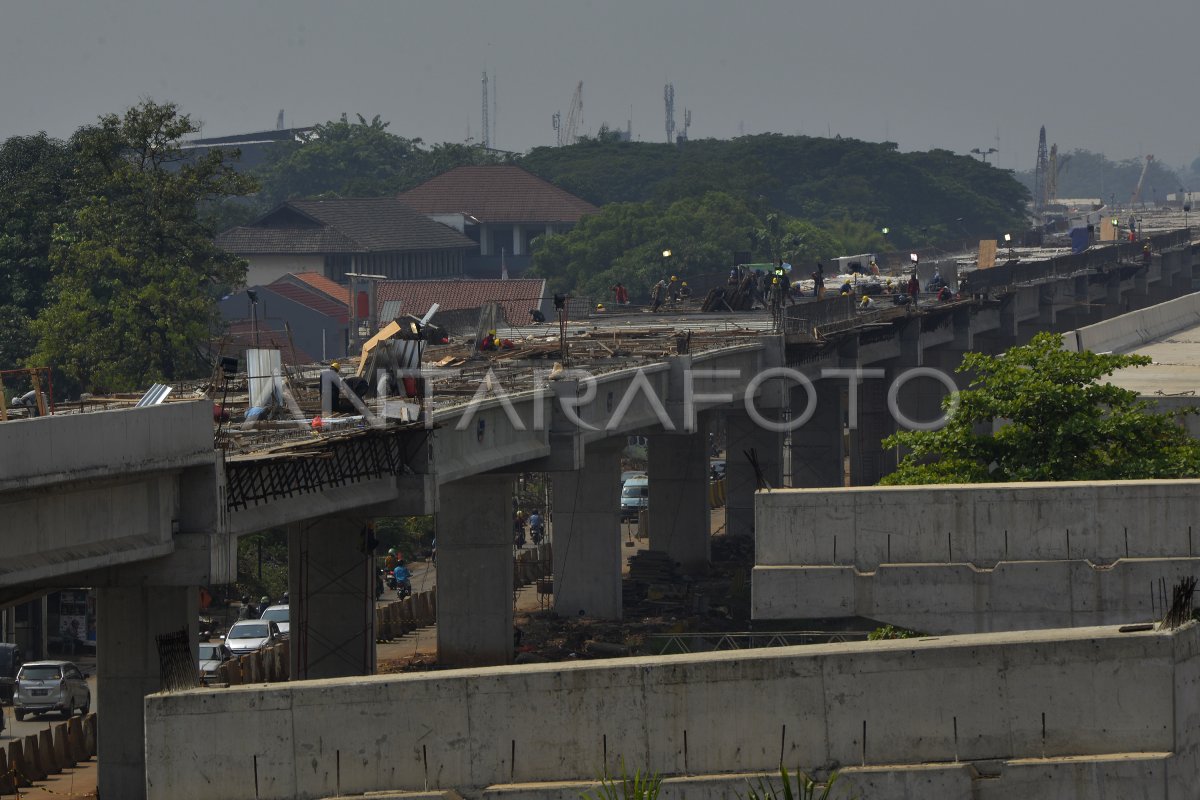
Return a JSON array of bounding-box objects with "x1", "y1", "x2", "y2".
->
[
  {"x1": 1047, "y1": 145, "x2": 1072, "y2": 205},
  {"x1": 562, "y1": 81, "x2": 583, "y2": 146},
  {"x1": 1033, "y1": 126, "x2": 1050, "y2": 214},
  {"x1": 1130, "y1": 155, "x2": 1155, "y2": 207},
  {"x1": 664, "y1": 83, "x2": 676, "y2": 143}
]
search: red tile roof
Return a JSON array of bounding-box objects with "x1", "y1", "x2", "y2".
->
[
  {"x1": 399, "y1": 166, "x2": 598, "y2": 225},
  {"x1": 275, "y1": 273, "x2": 350, "y2": 305},
  {"x1": 375, "y1": 278, "x2": 546, "y2": 328},
  {"x1": 267, "y1": 281, "x2": 349, "y2": 322}
]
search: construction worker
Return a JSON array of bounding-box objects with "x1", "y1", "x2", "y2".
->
[
  {"x1": 679, "y1": 281, "x2": 691, "y2": 299},
  {"x1": 650, "y1": 279, "x2": 667, "y2": 312},
  {"x1": 860, "y1": 294, "x2": 874, "y2": 309}
]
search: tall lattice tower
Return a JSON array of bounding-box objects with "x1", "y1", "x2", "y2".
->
[
  {"x1": 1033, "y1": 126, "x2": 1049, "y2": 214},
  {"x1": 664, "y1": 83, "x2": 676, "y2": 144},
  {"x1": 481, "y1": 72, "x2": 490, "y2": 149}
]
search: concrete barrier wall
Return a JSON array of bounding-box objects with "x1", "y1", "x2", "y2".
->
[
  {"x1": 0, "y1": 401, "x2": 214, "y2": 490},
  {"x1": 753, "y1": 558, "x2": 1200, "y2": 633},
  {"x1": 1069, "y1": 290, "x2": 1200, "y2": 354},
  {"x1": 145, "y1": 623, "x2": 1200, "y2": 800},
  {"x1": 755, "y1": 481, "x2": 1200, "y2": 571}
]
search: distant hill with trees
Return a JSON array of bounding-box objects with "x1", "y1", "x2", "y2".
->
[{"x1": 521, "y1": 132, "x2": 1029, "y2": 299}]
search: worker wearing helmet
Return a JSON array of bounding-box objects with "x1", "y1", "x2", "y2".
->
[{"x1": 860, "y1": 294, "x2": 873, "y2": 309}]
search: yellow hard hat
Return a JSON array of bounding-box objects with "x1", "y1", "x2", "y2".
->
[
  {"x1": 772, "y1": 277, "x2": 779, "y2": 284},
  {"x1": 330, "y1": 361, "x2": 340, "y2": 371},
  {"x1": 681, "y1": 281, "x2": 688, "y2": 286},
  {"x1": 597, "y1": 303, "x2": 605, "y2": 309},
  {"x1": 671, "y1": 275, "x2": 677, "y2": 281}
]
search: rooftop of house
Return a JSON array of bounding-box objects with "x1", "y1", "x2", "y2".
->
[
  {"x1": 376, "y1": 277, "x2": 546, "y2": 328},
  {"x1": 259, "y1": 273, "x2": 546, "y2": 329},
  {"x1": 399, "y1": 165, "x2": 598, "y2": 225},
  {"x1": 216, "y1": 198, "x2": 476, "y2": 255}
]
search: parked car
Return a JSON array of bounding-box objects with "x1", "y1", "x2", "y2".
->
[
  {"x1": 224, "y1": 620, "x2": 283, "y2": 655},
  {"x1": 620, "y1": 475, "x2": 649, "y2": 522},
  {"x1": 0, "y1": 643, "x2": 22, "y2": 703},
  {"x1": 14, "y1": 660, "x2": 90, "y2": 721},
  {"x1": 259, "y1": 604, "x2": 290, "y2": 637},
  {"x1": 198, "y1": 641, "x2": 233, "y2": 683}
]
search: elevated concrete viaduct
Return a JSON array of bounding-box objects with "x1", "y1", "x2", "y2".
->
[{"x1": 0, "y1": 230, "x2": 1194, "y2": 797}]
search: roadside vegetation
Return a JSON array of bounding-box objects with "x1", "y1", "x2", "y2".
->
[{"x1": 882, "y1": 332, "x2": 1200, "y2": 484}]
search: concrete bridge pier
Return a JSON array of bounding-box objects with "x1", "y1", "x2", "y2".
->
[
  {"x1": 436, "y1": 475, "x2": 514, "y2": 666},
  {"x1": 551, "y1": 441, "x2": 623, "y2": 619},
  {"x1": 97, "y1": 585, "x2": 198, "y2": 799},
  {"x1": 788, "y1": 377, "x2": 846, "y2": 488},
  {"x1": 848, "y1": 360, "x2": 898, "y2": 486},
  {"x1": 648, "y1": 421, "x2": 711, "y2": 573},
  {"x1": 724, "y1": 408, "x2": 782, "y2": 536},
  {"x1": 288, "y1": 516, "x2": 376, "y2": 680}
]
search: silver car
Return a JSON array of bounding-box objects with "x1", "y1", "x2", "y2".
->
[
  {"x1": 224, "y1": 619, "x2": 283, "y2": 655},
  {"x1": 258, "y1": 605, "x2": 290, "y2": 637},
  {"x1": 14, "y1": 660, "x2": 91, "y2": 721},
  {"x1": 198, "y1": 642, "x2": 233, "y2": 683}
]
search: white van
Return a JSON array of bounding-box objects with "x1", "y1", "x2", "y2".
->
[{"x1": 620, "y1": 475, "x2": 648, "y2": 521}]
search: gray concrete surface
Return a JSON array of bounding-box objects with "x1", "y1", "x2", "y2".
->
[
  {"x1": 752, "y1": 480, "x2": 1200, "y2": 631},
  {"x1": 144, "y1": 621, "x2": 1200, "y2": 799}
]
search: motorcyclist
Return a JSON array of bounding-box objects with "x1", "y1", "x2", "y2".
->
[
  {"x1": 392, "y1": 560, "x2": 412, "y2": 597},
  {"x1": 528, "y1": 510, "x2": 545, "y2": 545}
]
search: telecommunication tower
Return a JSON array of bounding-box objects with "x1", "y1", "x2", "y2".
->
[
  {"x1": 563, "y1": 81, "x2": 583, "y2": 145},
  {"x1": 664, "y1": 83, "x2": 676, "y2": 143},
  {"x1": 481, "y1": 72, "x2": 490, "y2": 149}
]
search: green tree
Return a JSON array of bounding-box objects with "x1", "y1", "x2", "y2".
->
[
  {"x1": 0, "y1": 133, "x2": 73, "y2": 372},
  {"x1": 530, "y1": 192, "x2": 837, "y2": 300},
  {"x1": 881, "y1": 333, "x2": 1200, "y2": 485},
  {"x1": 254, "y1": 115, "x2": 509, "y2": 207},
  {"x1": 31, "y1": 100, "x2": 256, "y2": 392},
  {"x1": 521, "y1": 134, "x2": 1029, "y2": 246}
]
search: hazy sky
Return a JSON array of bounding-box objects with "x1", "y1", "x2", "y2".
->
[{"x1": 3, "y1": 0, "x2": 1198, "y2": 174}]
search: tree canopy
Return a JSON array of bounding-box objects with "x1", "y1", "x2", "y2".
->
[
  {"x1": 0, "y1": 133, "x2": 73, "y2": 374},
  {"x1": 529, "y1": 191, "x2": 838, "y2": 301},
  {"x1": 881, "y1": 333, "x2": 1200, "y2": 484},
  {"x1": 29, "y1": 100, "x2": 256, "y2": 392},
  {"x1": 521, "y1": 134, "x2": 1029, "y2": 246},
  {"x1": 254, "y1": 115, "x2": 510, "y2": 208}
]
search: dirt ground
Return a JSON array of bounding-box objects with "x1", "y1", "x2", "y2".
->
[{"x1": 377, "y1": 507, "x2": 758, "y2": 672}]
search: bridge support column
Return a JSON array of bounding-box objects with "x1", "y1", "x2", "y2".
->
[
  {"x1": 552, "y1": 442, "x2": 623, "y2": 619},
  {"x1": 725, "y1": 409, "x2": 782, "y2": 536},
  {"x1": 437, "y1": 476, "x2": 513, "y2": 666},
  {"x1": 97, "y1": 585, "x2": 197, "y2": 800},
  {"x1": 789, "y1": 378, "x2": 845, "y2": 487},
  {"x1": 288, "y1": 516, "x2": 376, "y2": 680},
  {"x1": 649, "y1": 425, "x2": 711, "y2": 573},
  {"x1": 848, "y1": 365, "x2": 897, "y2": 486}
]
